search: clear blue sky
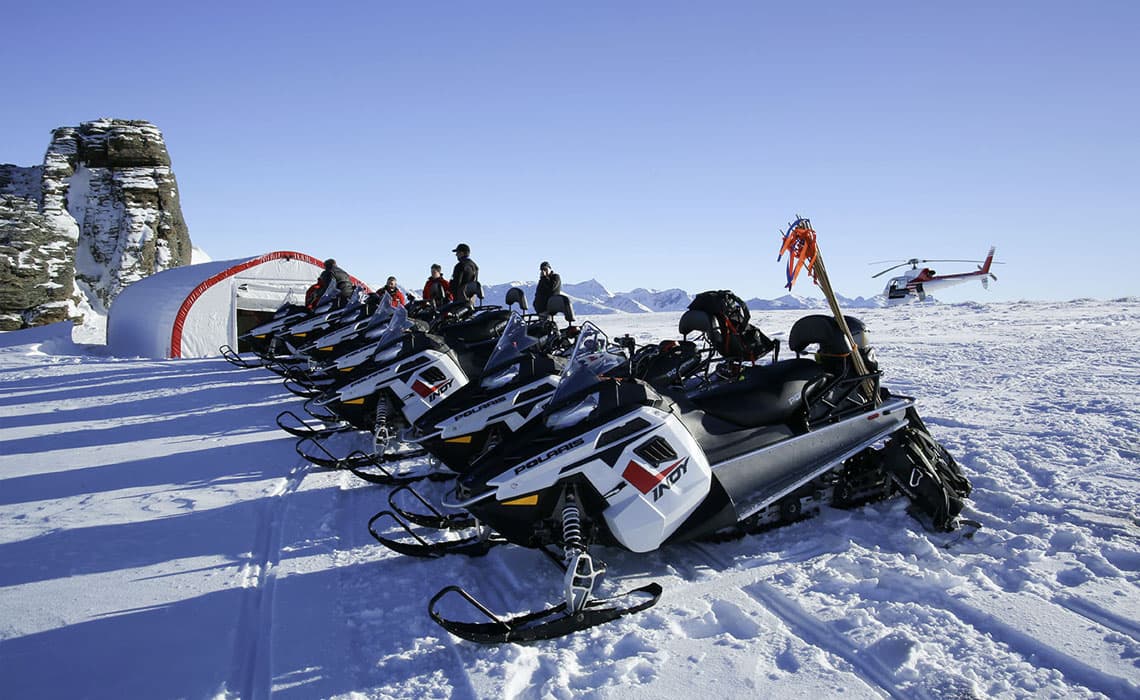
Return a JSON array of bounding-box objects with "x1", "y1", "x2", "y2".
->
[{"x1": 3, "y1": 1, "x2": 1137, "y2": 302}]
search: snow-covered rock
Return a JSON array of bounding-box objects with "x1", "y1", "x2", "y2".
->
[{"x1": 0, "y1": 118, "x2": 191, "y2": 330}]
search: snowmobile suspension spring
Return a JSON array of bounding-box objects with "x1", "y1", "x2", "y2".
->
[
  {"x1": 562, "y1": 492, "x2": 584, "y2": 558},
  {"x1": 375, "y1": 396, "x2": 389, "y2": 427}
]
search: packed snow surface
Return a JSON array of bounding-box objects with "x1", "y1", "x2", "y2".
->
[{"x1": 1, "y1": 300, "x2": 1138, "y2": 699}]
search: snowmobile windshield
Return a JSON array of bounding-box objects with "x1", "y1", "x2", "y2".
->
[
  {"x1": 481, "y1": 312, "x2": 538, "y2": 386},
  {"x1": 546, "y1": 323, "x2": 626, "y2": 411},
  {"x1": 375, "y1": 304, "x2": 412, "y2": 349},
  {"x1": 363, "y1": 292, "x2": 394, "y2": 330}
]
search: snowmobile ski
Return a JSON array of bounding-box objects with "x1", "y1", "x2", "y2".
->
[
  {"x1": 219, "y1": 345, "x2": 266, "y2": 369},
  {"x1": 368, "y1": 510, "x2": 506, "y2": 558},
  {"x1": 387, "y1": 483, "x2": 478, "y2": 530},
  {"x1": 295, "y1": 437, "x2": 428, "y2": 473},
  {"x1": 428, "y1": 582, "x2": 662, "y2": 644},
  {"x1": 275, "y1": 410, "x2": 352, "y2": 439}
]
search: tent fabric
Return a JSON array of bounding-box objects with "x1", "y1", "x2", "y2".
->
[{"x1": 107, "y1": 251, "x2": 367, "y2": 359}]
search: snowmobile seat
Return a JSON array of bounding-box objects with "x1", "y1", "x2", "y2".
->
[
  {"x1": 441, "y1": 308, "x2": 510, "y2": 346},
  {"x1": 684, "y1": 358, "x2": 828, "y2": 428}
]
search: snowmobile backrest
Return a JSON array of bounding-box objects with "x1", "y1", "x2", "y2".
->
[
  {"x1": 788, "y1": 315, "x2": 869, "y2": 356},
  {"x1": 460, "y1": 281, "x2": 484, "y2": 302},
  {"x1": 678, "y1": 309, "x2": 715, "y2": 336},
  {"x1": 545, "y1": 294, "x2": 575, "y2": 323},
  {"x1": 504, "y1": 287, "x2": 528, "y2": 311}
]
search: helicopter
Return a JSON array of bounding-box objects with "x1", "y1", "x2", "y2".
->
[{"x1": 872, "y1": 247, "x2": 999, "y2": 302}]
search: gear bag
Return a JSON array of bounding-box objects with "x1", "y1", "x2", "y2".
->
[
  {"x1": 881, "y1": 408, "x2": 972, "y2": 531},
  {"x1": 687, "y1": 290, "x2": 775, "y2": 361}
]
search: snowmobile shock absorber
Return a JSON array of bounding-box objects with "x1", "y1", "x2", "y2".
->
[
  {"x1": 561, "y1": 492, "x2": 584, "y2": 557},
  {"x1": 561, "y1": 490, "x2": 603, "y2": 614},
  {"x1": 374, "y1": 393, "x2": 392, "y2": 453}
]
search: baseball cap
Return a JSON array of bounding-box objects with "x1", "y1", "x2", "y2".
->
[{"x1": 452, "y1": 243, "x2": 470, "y2": 254}]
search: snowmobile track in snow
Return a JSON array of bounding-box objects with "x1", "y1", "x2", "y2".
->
[{"x1": 224, "y1": 457, "x2": 310, "y2": 698}]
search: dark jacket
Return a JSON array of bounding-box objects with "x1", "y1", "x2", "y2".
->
[
  {"x1": 450, "y1": 256, "x2": 479, "y2": 302},
  {"x1": 534, "y1": 272, "x2": 562, "y2": 314},
  {"x1": 314, "y1": 265, "x2": 354, "y2": 307}
]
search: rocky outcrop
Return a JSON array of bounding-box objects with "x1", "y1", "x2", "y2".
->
[{"x1": 0, "y1": 118, "x2": 191, "y2": 330}]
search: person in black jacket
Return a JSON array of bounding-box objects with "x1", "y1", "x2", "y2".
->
[
  {"x1": 313, "y1": 258, "x2": 354, "y2": 309},
  {"x1": 450, "y1": 243, "x2": 479, "y2": 304},
  {"x1": 534, "y1": 260, "x2": 562, "y2": 316}
]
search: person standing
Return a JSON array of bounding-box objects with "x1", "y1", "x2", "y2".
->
[
  {"x1": 450, "y1": 243, "x2": 479, "y2": 303},
  {"x1": 533, "y1": 260, "x2": 562, "y2": 316},
  {"x1": 422, "y1": 263, "x2": 452, "y2": 306}
]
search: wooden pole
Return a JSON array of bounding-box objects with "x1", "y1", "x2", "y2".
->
[{"x1": 811, "y1": 251, "x2": 881, "y2": 406}]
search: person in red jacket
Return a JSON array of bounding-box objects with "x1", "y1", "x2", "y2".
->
[
  {"x1": 422, "y1": 263, "x2": 452, "y2": 307},
  {"x1": 382, "y1": 276, "x2": 407, "y2": 307}
]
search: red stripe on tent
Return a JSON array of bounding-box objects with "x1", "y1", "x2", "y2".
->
[{"x1": 169, "y1": 251, "x2": 372, "y2": 358}]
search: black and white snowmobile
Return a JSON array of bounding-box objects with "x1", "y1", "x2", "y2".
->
[
  {"x1": 376, "y1": 313, "x2": 715, "y2": 544},
  {"x1": 220, "y1": 290, "x2": 336, "y2": 367},
  {"x1": 223, "y1": 284, "x2": 369, "y2": 368},
  {"x1": 406, "y1": 311, "x2": 573, "y2": 473},
  {"x1": 289, "y1": 295, "x2": 529, "y2": 477},
  {"x1": 270, "y1": 287, "x2": 371, "y2": 358},
  {"x1": 268, "y1": 294, "x2": 406, "y2": 390},
  {"x1": 422, "y1": 314, "x2": 969, "y2": 642}
]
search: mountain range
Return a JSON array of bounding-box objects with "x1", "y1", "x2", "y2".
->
[{"x1": 478, "y1": 278, "x2": 890, "y2": 315}]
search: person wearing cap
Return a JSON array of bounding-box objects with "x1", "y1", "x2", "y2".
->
[
  {"x1": 422, "y1": 263, "x2": 452, "y2": 307},
  {"x1": 534, "y1": 260, "x2": 562, "y2": 316},
  {"x1": 310, "y1": 258, "x2": 354, "y2": 309},
  {"x1": 449, "y1": 243, "x2": 479, "y2": 303}
]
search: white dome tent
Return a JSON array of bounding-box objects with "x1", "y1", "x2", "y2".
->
[{"x1": 108, "y1": 251, "x2": 368, "y2": 359}]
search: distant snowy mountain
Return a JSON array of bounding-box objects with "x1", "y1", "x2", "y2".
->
[
  {"x1": 480, "y1": 279, "x2": 889, "y2": 315},
  {"x1": 747, "y1": 293, "x2": 888, "y2": 310}
]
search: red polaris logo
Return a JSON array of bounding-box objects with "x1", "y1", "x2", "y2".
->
[{"x1": 622, "y1": 457, "x2": 689, "y2": 501}]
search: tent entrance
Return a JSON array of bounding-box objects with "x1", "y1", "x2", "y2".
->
[{"x1": 233, "y1": 278, "x2": 310, "y2": 352}]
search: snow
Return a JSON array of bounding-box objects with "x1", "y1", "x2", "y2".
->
[{"x1": 1, "y1": 300, "x2": 1138, "y2": 699}]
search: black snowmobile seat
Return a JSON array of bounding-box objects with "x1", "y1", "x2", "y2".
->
[
  {"x1": 442, "y1": 308, "x2": 511, "y2": 346},
  {"x1": 685, "y1": 358, "x2": 828, "y2": 428}
]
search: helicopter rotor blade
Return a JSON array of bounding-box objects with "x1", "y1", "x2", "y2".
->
[{"x1": 871, "y1": 262, "x2": 910, "y2": 278}]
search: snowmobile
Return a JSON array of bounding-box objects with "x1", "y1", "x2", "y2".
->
[
  {"x1": 221, "y1": 284, "x2": 366, "y2": 367},
  {"x1": 405, "y1": 311, "x2": 574, "y2": 472},
  {"x1": 421, "y1": 313, "x2": 968, "y2": 642},
  {"x1": 376, "y1": 312, "x2": 716, "y2": 544},
  {"x1": 266, "y1": 294, "x2": 405, "y2": 390},
  {"x1": 287, "y1": 291, "x2": 531, "y2": 476}
]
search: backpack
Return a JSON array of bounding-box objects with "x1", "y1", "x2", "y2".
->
[
  {"x1": 880, "y1": 407, "x2": 973, "y2": 531},
  {"x1": 687, "y1": 290, "x2": 775, "y2": 361},
  {"x1": 304, "y1": 283, "x2": 322, "y2": 310}
]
